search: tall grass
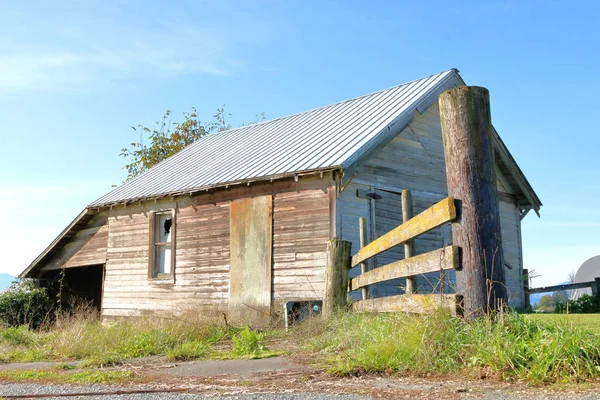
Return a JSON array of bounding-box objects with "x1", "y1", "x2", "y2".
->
[
  {"x1": 304, "y1": 310, "x2": 600, "y2": 384},
  {"x1": 0, "y1": 304, "x2": 233, "y2": 365}
]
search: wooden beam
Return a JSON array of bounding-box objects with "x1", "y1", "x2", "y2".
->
[
  {"x1": 353, "y1": 294, "x2": 462, "y2": 316},
  {"x1": 351, "y1": 197, "x2": 456, "y2": 267},
  {"x1": 528, "y1": 280, "x2": 598, "y2": 294},
  {"x1": 350, "y1": 246, "x2": 459, "y2": 291}
]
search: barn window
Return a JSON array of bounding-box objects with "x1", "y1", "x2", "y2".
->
[{"x1": 149, "y1": 210, "x2": 175, "y2": 279}]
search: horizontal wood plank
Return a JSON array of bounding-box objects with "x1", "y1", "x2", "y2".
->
[
  {"x1": 352, "y1": 294, "x2": 462, "y2": 315},
  {"x1": 351, "y1": 197, "x2": 456, "y2": 267},
  {"x1": 350, "y1": 246, "x2": 459, "y2": 291}
]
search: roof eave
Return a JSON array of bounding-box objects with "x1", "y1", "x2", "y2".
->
[
  {"x1": 90, "y1": 167, "x2": 342, "y2": 209},
  {"x1": 491, "y1": 127, "x2": 542, "y2": 216},
  {"x1": 19, "y1": 208, "x2": 94, "y2": 278}
]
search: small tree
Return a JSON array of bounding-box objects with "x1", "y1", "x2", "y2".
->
[
  {"x1": 120, "y1": 107, "x2": 265, "y2": 181},
  {"x1": 552, "y1": 290, "x2": 569, "y2": 306},
  {"x1": 534, "y1": 294, "x2": 555, "y2": 312}
]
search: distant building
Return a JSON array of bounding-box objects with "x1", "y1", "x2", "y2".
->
[{"x1": 570, "y1": 256, "x2": 600, "y2": 300}]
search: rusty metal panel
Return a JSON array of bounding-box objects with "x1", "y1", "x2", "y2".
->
[{"x1": 229, "y1": 195, "x2": 273, "y2": 325}]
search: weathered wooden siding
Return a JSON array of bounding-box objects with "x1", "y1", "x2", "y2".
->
[
  {"x1": 100, "y1": 176, "x2": 332, "y2": 318},
  {"x1": 272, "y1": 188, "x2": 330, "y2": 305},
  {"x1": 354, "y1": 105, "x2": 448, "y2": 194},
  {"x1": 340, "y1": 103, "x2": 524, "y2": 305},
  {"x1": 499, "y1": 197, "x2": 524, "y2": 308},
  {"x1": 102, "y1": 199, "x2": 231, "y2": 318},
  {"x1": 42, "y1": 213, "x2": 109, "y2": 270}
]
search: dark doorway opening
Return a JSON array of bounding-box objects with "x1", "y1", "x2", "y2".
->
[{"x1": 42, "y1": 265, "x2": 104, "y2": 311}]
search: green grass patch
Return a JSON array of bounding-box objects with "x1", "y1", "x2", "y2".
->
[
  {"x1": 526, "y1": 314, "x2": 600, "y2": 333},
  {"x1": 0, "y1": 369, "x2": 135, "y2": 384},
  {"x1": 166, "y1": 340, "x2": 208, "y2": 361},
  {"x1": 303, "y1": 310, "x2": 600, "y2": 384}
]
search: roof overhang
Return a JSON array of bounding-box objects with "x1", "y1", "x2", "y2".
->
[
  {"x1": 89, "y1": 167, "x2": 341, "y2": 210},
  {"x1": 19, "y1": 208, "x2": 97, "y2": 278}
]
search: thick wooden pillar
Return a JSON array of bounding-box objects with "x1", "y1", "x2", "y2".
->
[
  {"x1": 439, "y1": 86, "x2": 507, "y2": 318},
  {"x1": 322, "y1": 238, "x2": 352, "y2": 317}
]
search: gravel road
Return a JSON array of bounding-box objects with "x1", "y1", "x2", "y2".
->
[{"x1": 0, "y1": 383, "x2": 370, "y2": 400}]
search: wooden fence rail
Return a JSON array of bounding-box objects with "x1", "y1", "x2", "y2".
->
[
  {"x1": 351, "y1": 197, "x2": 457, "y2": 267},
  {"x1": 347, "y1": 193, "x2": 462, "y2": 316},
  {"x1": 350, "y1": 246, "x2": 459, "y2": 291}
]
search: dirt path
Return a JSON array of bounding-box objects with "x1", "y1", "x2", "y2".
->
[{"x1": 1, "y1": 357, "x2": 600, "y2": 399}]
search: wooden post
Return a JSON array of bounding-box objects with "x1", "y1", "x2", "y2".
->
[
  {"x1": 439, "y1": 86, "x2": 507, "y2": 318},
  {"x1": 594, "y1": 277, "x2": 600, "y2": 301},
  {"x1": 322, "y1": 238, "x2": 352, "y2": 317},
  {"x1": 402, "y1": 190, "x2": 416, "y2": 294},
  {"x1": 523, "y1": 269, "x2": 531, "y2": 309},
  {"x1": 359, "y1": 218, "x2": 369, "y2": 300}
]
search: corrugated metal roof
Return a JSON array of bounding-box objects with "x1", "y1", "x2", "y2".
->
[{"x1": 91, "y1": 69, "x2": 458, "y2": 207}]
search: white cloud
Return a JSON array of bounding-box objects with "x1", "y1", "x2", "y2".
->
[{"x1": 0, "y1": 2, "x2": 277, "y2": 91}]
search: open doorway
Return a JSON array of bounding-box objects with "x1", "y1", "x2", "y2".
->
[{"x1": 42, "y1": 265, "x2": 104, "y2": 311}]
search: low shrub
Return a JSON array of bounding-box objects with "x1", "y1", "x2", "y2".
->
[
  {"x1": 0, "y1": 279, "x2": 52, "y2": 328},
  {"x1": 564, "y1": 295, "x2": 600, "y2": 313}
]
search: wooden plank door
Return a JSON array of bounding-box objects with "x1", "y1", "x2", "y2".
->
[{"x1": 229, "y1": 195, "x2": 273, "y2": 325}]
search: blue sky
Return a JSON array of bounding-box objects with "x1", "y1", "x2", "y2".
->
[{"x1": 0, "y1": 0, "x2": 598, "y2": 286}]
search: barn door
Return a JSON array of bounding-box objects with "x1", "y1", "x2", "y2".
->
[{"x1": 229, "y1": 195, "x2": 273, "y2": 325}]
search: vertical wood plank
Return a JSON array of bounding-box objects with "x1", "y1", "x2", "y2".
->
[
  {"x1": 402, "y1": 190, "x2": 416, "y2": 294},
  {"x1": 171, "y1": 208, "x2": 177, "y2": 281},
  {"x1": 229, "y1": 195, "x2": 273, "y2": 326},
  {"x1": 359, "y1": 217, "x2": 369, "y2": 300},
  {"x1": 147, "y1": 211, "x2": 155, "y2": 279}
]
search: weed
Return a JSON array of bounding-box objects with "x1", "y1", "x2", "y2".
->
[
  {"x1": 56, "y1": 363, "x2": 77, "y2": 370},
  {"x1": 0, "y1": 326, "x2": 36, "y2": 346},
  {"x1": 166, "y1": 340, "x2": 208, "y2": 361},
  {"x1": 231, "y1": 327, "x2": 269, "y2": 356}
]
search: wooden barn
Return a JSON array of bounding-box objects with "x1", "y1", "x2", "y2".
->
[{"x1": 20, "y1": 69, "x2": 541, "y2": 321}]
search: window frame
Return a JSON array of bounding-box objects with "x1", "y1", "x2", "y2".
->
[{"x1": 148, "y1": 209, "x2": 176, "y2": 280}]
